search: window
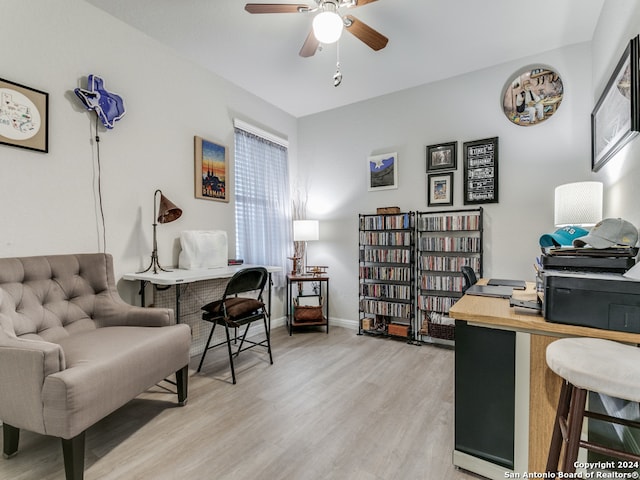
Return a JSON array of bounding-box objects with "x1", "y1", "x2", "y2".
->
[{"x1": 234, "y1": 121, "x2": 291, "y2": 286}]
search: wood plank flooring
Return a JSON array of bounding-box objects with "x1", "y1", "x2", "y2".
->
[{"x1": 1, "y1": 326, "x2": 481, "y2": 480}]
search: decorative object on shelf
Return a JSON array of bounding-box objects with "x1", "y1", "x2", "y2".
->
[
  {"x1": 74, "y1": 74, "x2": 126, "y2": 129},
  {"x1": 194, "y1": 136, "x2": 228, "y2": 202},
  {"x1": 554, "y1": 182, "x2": 603, "y2": 228},
  {"x1": 288, "y1": 255, "x2": 302, "y2": 276},
  {"x1": 293, "y1": 219, "x2": 319, "y2": 272},
  {"x1": 0, "y1": 77, "x2": 48, "y2": 153},
  {"x1": 427, "y1": 172, "x2": 454, "y2": 207},
  {"x1": 426, "y1": 141, "x2": 457, "y2": 171},
  {"x1": 463, "y1": 137, "x2": 498, "y2": 205},
  {"x1": 591, "y1": 35, "x2": 640, "y2": 172},
  {"x1": 305, "y1": 265, "x2": 328, "y2": 276},
  {"x1": 502, "y1": 66, "x2": 564, "y2": 126},
  {"x1": 138, "y1": 189, "x2": 183, "y2": 274},
  {"x1": 368, "y1": 152, "x2": 398, "y2": 191}
]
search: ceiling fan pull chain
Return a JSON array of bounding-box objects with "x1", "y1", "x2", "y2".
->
[{"x1": 333, "y1": 41, "x2": 343, "y2": 87}]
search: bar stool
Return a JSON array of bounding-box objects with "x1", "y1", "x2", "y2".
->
[{"x1": 546, "y1": 337, "x2": 640, "y2": 474}]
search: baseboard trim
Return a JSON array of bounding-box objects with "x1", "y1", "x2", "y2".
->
[{"x1": 271, "y1": 316, "x2": 358, "y2": 331}]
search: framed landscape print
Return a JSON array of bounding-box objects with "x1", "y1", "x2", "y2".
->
[
  {"x1": 194, "y1": 136, "x2": 229, "y2": 202},
  {"x1": 591, "y1": 35, "x2": 640, "y2": 172},
  {"x1": 0, "y1": 78, "x2": 48, "y2": 153},
  {"x1": 427, "y1": 172, "x2": 454, "y2": 207},
  {"x1": 426, "y1": 142, "x2": 457, "y2": 171},
  {"x1": 463, "y1": 137, "x2": 499, "y2": 205},
  {"x1": 368, "y1": 152, "x2": 398, "y2": 191}
]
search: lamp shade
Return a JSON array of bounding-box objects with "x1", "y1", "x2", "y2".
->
[
  {"x1": 554, "y1": 181, "x2": 603, "y2": 227},
  {"x1": 293, "y1": 220, "x2": 319, "y2": 241},
  {"x1": 312, "y1": 11, "x2": 343, "y2": 44},
  {"x1": 157, "y1": 192, "x2": 182, "y2": 224}
]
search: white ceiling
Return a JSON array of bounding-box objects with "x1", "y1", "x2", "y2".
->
[{"x1": 85, "y1": 0, "x2": 605, "y2": 118}]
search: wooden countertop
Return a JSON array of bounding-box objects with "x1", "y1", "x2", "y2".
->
[{"x1": 449, "y1": 281, "x2": 640, "y2": 343}]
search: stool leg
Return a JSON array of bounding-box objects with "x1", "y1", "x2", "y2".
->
[
  {"x1": 562, "y1": 386, "x2": 587, "y2": 473},
  {"x1": 547, "y1": 380, "x2": 573, "y2": 473}
]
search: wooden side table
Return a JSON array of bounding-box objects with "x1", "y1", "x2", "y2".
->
[{"x1": 286, "y1": 274, "x2": 329, "y2": 335}]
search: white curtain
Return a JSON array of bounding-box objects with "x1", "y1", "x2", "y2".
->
[{"x1": 234, "y1": 126, "x2": 292, "y2": 286}]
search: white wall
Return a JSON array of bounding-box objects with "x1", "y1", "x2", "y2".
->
[
  {"x1": 298, "y1": 43, "x2": 594, "y2": 323},
  {"x1": 0, "y1": 0, "x2": 296, "y2": 311}
]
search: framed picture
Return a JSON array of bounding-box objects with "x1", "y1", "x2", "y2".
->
[
  {"x1": 368, "y1": 152, "x2": 398, "y2": 191},
  {"x1": 502, "y1": 67, "x2": 564, "y2": 126},
  {"x1": 194, "y1": 136, "x2": 229, "y2": 202},
  {"x1": 591, "y1": 35, "x2": 640, "y2": 172},
  {"x1": 426, "y1": 142, "x2": 457, "y2": 171},
  {"x1": 463, "y1": 137, "x2": 499, "y2": 205},
  {"x1": 427, "y1": 172, "x2": 454, "y2": 207},
  {"x1": 0, "y1": 78, "x2": 48, "y2": 153}
]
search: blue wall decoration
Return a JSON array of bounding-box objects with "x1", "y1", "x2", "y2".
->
[{"x1": 74, "y1": 75, "x2": 126, "y2": 129}]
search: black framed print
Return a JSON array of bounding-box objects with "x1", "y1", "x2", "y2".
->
[
  {"x1": 0, "y1": 77, "x2": 49, "y2": 153},
  {"x1": 591, "y1": 35, "x2": 640, "y2": 172},
  {"x1": 426, "y1": 141, "x2": 457, "y2": 171},
  {"x1": 463, "y1": 137, "x2": 499, "y2": 205},
  {"x1": 427, "y1": 172, "x2": 454, "y2": 207}
]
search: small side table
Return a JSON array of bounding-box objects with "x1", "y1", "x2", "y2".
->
[{"x1": 286, "y1": 274, "x2": 329, "y2": 335}]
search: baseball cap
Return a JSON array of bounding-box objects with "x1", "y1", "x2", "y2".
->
[
  {"x1": 572, "y1": 218, "x2": 638, "y2": 249},
  {"x1": 539, "y1": 226, "x2": 589, "y2": 247}
]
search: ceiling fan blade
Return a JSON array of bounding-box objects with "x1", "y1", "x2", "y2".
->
[
  {"x1": 299, "y1": 29, "x2": 320, "y2": 57},
  {"x1": 244, "y1": 3, "x2": 309, "y2": 14},
  {"x1": 344, "y1": 15, "x2": 388, "y2": 51}
]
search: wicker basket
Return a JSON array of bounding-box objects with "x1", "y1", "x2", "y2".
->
[
  {"x1": 427, "y1": 320, "x2": 455, "y2": 341},
  {"x1": 294, "y1": 297, "x2": 324, "y2": 323}
]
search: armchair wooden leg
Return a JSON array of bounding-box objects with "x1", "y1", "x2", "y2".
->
[
  {"x1": 2, "y1": 423, "x2": 19, "y2": 458},
  {"x1": 61, "y1": 431, "x2": 85, "y2": 480},
  {"x1": 176, "y1": 365, "x2": 188, "y2": 406}
]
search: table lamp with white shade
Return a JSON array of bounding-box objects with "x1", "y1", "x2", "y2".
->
[
  {"x1": 554, "y1": 181, "x2": 603, "y2": 228},
  {"x1": 293, "y1": 219, "x2": 319, "y2": 274}
]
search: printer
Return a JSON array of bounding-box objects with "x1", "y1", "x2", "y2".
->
[{"x1": 542, "y1": 270, "x2": 640, "y2": 333}]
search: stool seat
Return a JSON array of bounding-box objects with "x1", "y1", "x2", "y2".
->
[{"x1": 546, "y1": 337, "x2": 640, "y2": 402}]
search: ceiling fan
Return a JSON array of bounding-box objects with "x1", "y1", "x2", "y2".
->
[{"x1": 244, "y1": 0, "x2": 388, "y2": 58}]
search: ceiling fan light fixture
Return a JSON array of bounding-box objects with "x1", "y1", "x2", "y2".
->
[{"x1": 312, "y1": 11, "x2": 343, "y2": 44}]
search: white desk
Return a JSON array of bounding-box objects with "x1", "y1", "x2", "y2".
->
[{"x1": 122, "y1": 265, "x2": 282, "y2": 325}]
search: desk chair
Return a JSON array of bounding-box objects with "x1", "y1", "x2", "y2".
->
[
  {"x1": 197, "y1": 267, "x2": 273, "y2": 384},
  {"x1": 461, "y1": 266, "x2": 477, "y2": 293},
  {"x1": 546, "y1": 337, "x2": 640, "y2": 474}
]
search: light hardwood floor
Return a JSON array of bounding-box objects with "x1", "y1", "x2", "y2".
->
[{"x1": 1, "y1": 326, "x2": 482, "y2": 480}]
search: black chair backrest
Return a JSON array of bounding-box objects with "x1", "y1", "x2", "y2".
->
[
  {"x1": 224, "y1": 267, "x2": 269, "y2": 299},
  {"x1": 461, "y1": 266, "x2": 477, "y2": 292}
]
